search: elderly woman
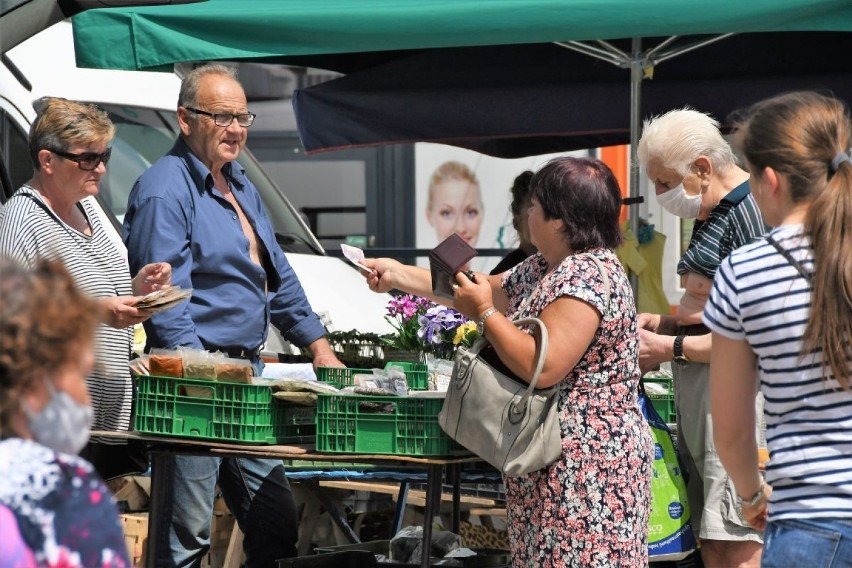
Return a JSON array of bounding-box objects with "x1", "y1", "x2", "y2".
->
[
  {"x1": 706, "y1": 92, "x2": 852, "y2": 567},
  {"x1": 0, "y1": 257, "x2": 131, "y2": 566},
  {"x1": 0, "y1": 97, "x2": 170, "y2": 479},
  {"x1": 636, "y1": 108, "x2": 767, "y2": 568},
  {"x1": 364, "y1": 156, "x2": 653, "y2": 567}
]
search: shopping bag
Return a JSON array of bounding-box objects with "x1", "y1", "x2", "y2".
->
[{"x1": 639, "y1": 384, "x2": 697, "y2": 561}]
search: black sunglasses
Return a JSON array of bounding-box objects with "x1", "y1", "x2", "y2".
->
[
  {"x1": 185, "y1": 106, "x2": 256, "y2": 128},
  {"x1": 50, "y1": 147, "x2": 112, "y2": 171}
]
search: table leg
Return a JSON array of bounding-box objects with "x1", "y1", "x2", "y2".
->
[
  {"x1": 312, "y1": 482, "x2": 361, "y2": 544},
  {"x1": 391, "y1": 481, "x2": 409, "y2": 537},
  {"x1": 421, "y1": 463, "x2": 444, "y2": 568},
  {"x1": 449, "y1": 463, "x2": 461, "y2": 534}
]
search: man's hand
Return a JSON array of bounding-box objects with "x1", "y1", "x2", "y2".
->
[
  {"x1": 307, "y1": 337, "x2": 345, "y2": 370},
  {"x1": 638, "y1": 328, "x2": 674, "y2": 375}
]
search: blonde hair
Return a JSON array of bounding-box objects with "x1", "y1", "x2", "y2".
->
[
  {"x1": 735, "y1": 91, "x2": 852, "y2": 389},
  {"x1": 28, "y1": 97, "x2": 114, "y2": 170},
  {"x1": 427, "y1": 161, "x2": 482, "y2": 212},
  {"x1": 637, "y1": 107, "x2": 738, "y2": 176}
]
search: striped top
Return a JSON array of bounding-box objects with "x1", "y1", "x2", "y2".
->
[
  {"x1": 704, "y1": 224, "x2": 852, "y2": 522},
  {"x1": 0, "y1": 186, "x2": 134, "y2": 439},
  {"x1": 678, "y1": 181, "x2": 766, "y2": 278}
]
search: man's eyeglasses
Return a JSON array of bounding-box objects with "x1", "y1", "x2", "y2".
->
[
  {"x1": 185, "y1": 107, "x2": 256, "y2": 128},
  {"x1": 50, "y1": 148, "x2": 112, "y2": 171}
]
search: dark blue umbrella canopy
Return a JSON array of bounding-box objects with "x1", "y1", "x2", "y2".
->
[{"x1": 293, "y1": 32, "x2": 852, "y2": 158}]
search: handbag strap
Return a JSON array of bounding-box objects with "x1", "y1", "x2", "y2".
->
[
  {"x1": 475, "y1": 317, "x2": 550, "y2": 416},
  {"x1": 765, "y1": 233, "x2": 812, "y2": 285},
  {"x1": 585, "y1": 253, "x2": 610, "y2": 320}
]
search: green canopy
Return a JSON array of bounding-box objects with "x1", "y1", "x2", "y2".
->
[{"x1": 72, "y1": 0, "x2": 852, "y2": 71}]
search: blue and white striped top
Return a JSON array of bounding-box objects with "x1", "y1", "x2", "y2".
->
[{"x1": 704, "y1": 224, "x2": 852, "y2": 522}]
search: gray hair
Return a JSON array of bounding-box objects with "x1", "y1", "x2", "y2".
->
[
  {"x1": 637, "y1": 108, "x2": 738, "y2": 176},
  {"x1": 177, "y1": 64, "x2": 239, "y2": 109}
]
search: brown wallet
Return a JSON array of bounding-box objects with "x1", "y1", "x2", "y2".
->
[{"x1": 429, "y1": 233, "x2": 477, "y2": 299}]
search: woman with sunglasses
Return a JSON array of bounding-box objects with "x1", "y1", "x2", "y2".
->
[{"x1": 0, "y1": 96, "x2": 171, "y2": 480}]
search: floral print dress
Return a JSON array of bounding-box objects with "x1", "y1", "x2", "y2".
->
[
  {"x1": 0, "y1": 438, "x2": 130, "y2": 568},
  {"x1": 502, "y1": 250, "x2": 653, "y2": 567}
]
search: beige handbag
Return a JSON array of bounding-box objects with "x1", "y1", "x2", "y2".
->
[{"x1": 438, "y1": 317, "x2": 561, "y2": 477}]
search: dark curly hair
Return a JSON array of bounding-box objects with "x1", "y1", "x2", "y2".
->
[{"x1": 0, "y1": 256, "x2": 101, "y2": 434}]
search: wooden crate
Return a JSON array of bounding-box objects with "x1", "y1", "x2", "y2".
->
[
  {"x1": 119, "y1": 498, "x2": 238, "y2": 568},
  {"x1": 120, "y1": 513, "x2": 148, "y2": 567}
]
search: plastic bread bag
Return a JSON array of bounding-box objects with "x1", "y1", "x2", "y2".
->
[
  {"x1": 148, "y1": 348, "x2": 185, "y2": 378},
  {"x1": 182, "y1": 348, "x2": 218, "y2": 381},
  {"x1": 214, "y1": 357, "x2": 253, "y2": 384}
]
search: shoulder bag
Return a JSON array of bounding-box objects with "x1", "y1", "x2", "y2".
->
[
  {"x1": 439, "y1": 317, "x2": 559, "y2": 476},
  {"x1": 438, "y1": 253, "x2": 610, "y2": 477}
]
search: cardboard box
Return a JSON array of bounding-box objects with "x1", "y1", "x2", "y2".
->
[{"x1": 109, "y1": 476, "x2": 151, "y2": 512}]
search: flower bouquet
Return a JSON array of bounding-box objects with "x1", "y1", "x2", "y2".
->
[{"x1": 383, "y1": 294, "x2": 479, "y2": 361}]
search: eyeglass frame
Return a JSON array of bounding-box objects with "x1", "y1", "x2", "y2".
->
[
  {"x1": 48, "y1": 147, "x2": 112, "y2": 171},
  {"x1": 184, "y1": 106, "x2": 256, "y2": 128}
]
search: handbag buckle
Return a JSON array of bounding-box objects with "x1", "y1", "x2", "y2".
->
[{"x1": 508, "y1": 399, "x2": 527, "y2": 424}]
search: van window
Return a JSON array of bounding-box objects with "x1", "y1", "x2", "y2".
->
[
  {"x1": 1, "y1": 109, "x2": 30, "y2": 194},
  {"x1": 95, "y1": 103, "x2": 322, "y2": 255}
]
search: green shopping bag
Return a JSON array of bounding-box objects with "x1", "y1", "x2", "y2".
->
[{"x1": 639, "y1": 383, "x2": 697, "y2": 561}]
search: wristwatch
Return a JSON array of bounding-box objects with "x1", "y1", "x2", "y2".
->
[
  {"x1": 736, "y1": 479, "x2": 767, "y2": 518},
  {"x1": 477, "y1": 307, "x2": 498, "y2": 335},
  {"x1": 673, "y1": 335, "x2": 690, "y2": 364}
]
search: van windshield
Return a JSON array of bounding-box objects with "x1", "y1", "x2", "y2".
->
[{"x1": 98, "y1": 103, "x2": 323, "y2": 255}]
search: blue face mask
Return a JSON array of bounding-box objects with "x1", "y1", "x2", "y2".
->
[{"x1": 23, "y1": 380, "x2": 93, "y2": 455}]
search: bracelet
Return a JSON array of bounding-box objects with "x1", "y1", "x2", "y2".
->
[{"x1": 477, "y1": 307, "x2": 498, "y2": 335}]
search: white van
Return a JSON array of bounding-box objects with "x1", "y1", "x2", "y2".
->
[{"x1": 0, "y1": 20, "x2": 393, "y2": 357}]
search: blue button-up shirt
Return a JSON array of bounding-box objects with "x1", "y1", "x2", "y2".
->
[{"x1": 124, "y1": 138, "x2": 325, "y2": 352}]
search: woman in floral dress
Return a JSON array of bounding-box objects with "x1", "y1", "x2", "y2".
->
[{"x1": 365, "y1": 156, "x2": 653, "y2": 566}]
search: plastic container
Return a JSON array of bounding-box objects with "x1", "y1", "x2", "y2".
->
[
  {"x1": 273, "y1": 403, "x2": 317, "y2": 444},
  {"x1": 316, "y1": 367, "x2": 374, "y2": 389},
  {"x1": 277, "y1": 550, "x2": 377, "y2": 568},
  {"x1": 384, "y1": 361, "x2": 429, "y2": 390},
  {"x1": 135, "y1": 374, "x2": 280, "y2": 444},
  {"x1": 316, "y1": 541, "x2": 510, "y2": 567},
  {"x1": 315, "y1": 393, "x2": 468, "y2": 456},
  {"x1": 643, "y1": 376, "x2": 677, "y2": 424}
]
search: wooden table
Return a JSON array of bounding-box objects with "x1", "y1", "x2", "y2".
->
[{"x1": 93, "y1": 431, "x2": 483, "y2": 567}]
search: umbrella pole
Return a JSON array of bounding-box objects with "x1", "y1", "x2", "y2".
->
[{"x1": 627, "y1": 37, "x2": 643, "y2": 300}]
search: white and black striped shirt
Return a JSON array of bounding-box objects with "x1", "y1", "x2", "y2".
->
[
  {"x1": 0, "y1": 186, "x2": 134, "y2": 439},
  {"x1": 704, "y1": 224, "x2": 852, "y2": 522}
]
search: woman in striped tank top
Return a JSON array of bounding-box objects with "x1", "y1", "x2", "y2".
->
[{"x1": 705, "y1": 91, "x2": 852, "y2": 568}]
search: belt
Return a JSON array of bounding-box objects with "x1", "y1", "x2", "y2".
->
[
  {"x1": 676, "y1": 324, "x2": 710, "y2": 337},
  {"x1": 206, "y1": 345, "x2": 263, "y2": 360}
]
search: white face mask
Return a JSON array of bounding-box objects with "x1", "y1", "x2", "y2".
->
[
  {"x1": 23, "y1": 380, "x2": 92, "y2": 455},
  {"x1": 656, "y1": 183, "x2": 702, "y2": 219}
]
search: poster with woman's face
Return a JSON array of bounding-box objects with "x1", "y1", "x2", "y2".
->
[{"x1": 415, "y1": 143, "x2": 587, "y2": 272}]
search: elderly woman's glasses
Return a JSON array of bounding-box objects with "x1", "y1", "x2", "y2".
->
[
  {"x1": 185, "y1": 107, "x2": 256, "y2": 128},
  {"x1": 50, "y1": 148, "x2": 112, "y2": 171}
]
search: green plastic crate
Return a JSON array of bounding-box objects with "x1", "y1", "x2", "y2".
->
[
  {"x1": 272, "y1": 403, "x2": 317, "y2": 444},
  {"x1": 315, "y1": 393, "x2": 468, "y2": 456},
  {"x1": 134, "y1": 374, "x2": 277, "y2": 444},
  {"x1": 316, "y1": 366, "x2": 374, "y2": 389},
  {"x1": 383, "y1": 361, "x2": 429, "y2": 390},
  {"x1": 643, "y1": 376, "x2": 676, "y2": 424}
]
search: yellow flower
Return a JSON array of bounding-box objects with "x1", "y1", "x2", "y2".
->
[{"x1": 453, "y1": 321, "x2": 477, "y2": 345}]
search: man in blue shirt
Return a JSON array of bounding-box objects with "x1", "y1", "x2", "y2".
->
[{"x1": 124, "y1": 63, "x2": 343, "y2": 567}]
